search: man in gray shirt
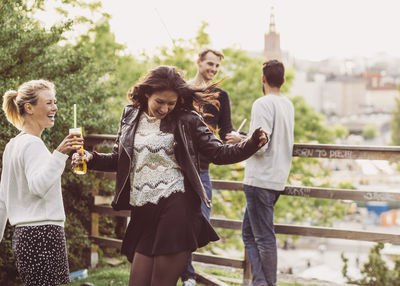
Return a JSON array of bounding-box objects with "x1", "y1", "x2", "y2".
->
[{"x1": 242, "y1": 60, "x2": 294, "y2": 286}]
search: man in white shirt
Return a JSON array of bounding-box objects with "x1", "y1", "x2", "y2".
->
[{"x1": 242, "y1": 60, "x2": 294, "y2": 286}]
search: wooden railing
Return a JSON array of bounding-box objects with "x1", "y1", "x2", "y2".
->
[{"x1": 85, "y1": 134, "x2": 400, "y2": 286}]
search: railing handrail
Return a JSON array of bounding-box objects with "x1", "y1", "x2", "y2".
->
[
  {"x1": 93, "y1": 172, "x2": 400, "y2": 202},
  {"x1": 85, "y1": 134, "x2": 400, "y2": 160}
]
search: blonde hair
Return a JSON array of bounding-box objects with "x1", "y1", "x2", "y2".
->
[{"x1": 2, "y1": 79, "x2": 55, "y2": 130}]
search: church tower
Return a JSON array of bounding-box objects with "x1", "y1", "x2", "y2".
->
[{"x1": 264, "y1": 7, "x2": 282, "y2": 61}]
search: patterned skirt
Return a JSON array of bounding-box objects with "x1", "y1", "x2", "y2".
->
[
  {"x1": 12, "y1": 224, "x2": 70, "y2": 286},
  {"x1": 121, "y1": 188, "x2": 219, "y2": 262}
]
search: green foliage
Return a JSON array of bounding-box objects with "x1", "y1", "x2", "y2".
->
[
  {"x1": 67, "y1": 262, "x2": 206, "y2": 286},
  {"x1": 342, "y1": 243, "x2": 400, "y2": 285},
  {"x1": 0, "y1": 1, "x2": 123, "y2": 283},
  {"x1": 67, "y1": 261, "x2": 305, "y2": 286},
  {"x1": 69, "y1": 263, "x2": 131, "y2": 286},
  {"x1": 275, "y1": 96, "x2": 349, "y2": 227},
  {"x1": 195, "y1": 21, "x2": 211, "y2": 48},
  {"x1": 292, "y1": 96, "x2": 334, "y2": 144},
  {"x1": 391, "y1": 89, "x2": 400, "y2": 145},
  {"x1": 338, "y1": 181, "x2": 356, "y2": 190},
  {"x1": 150, "y1": 23, "x2": 208, "y2": 76},
  {"x1": 362, "y1": 124, "x2": 379, "y2": 140},
  {"x1": 332, "y1": 123, "x2": 350, "y2": 139},
  {"x1": 218, "y1": 48, "x2": 264, "y2": 129},
  {"x1": 0, "y1": 224, "x2": 20, "y2": 285}
]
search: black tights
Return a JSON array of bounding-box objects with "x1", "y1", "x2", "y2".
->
[{"x1": 129, "y1": 251, "x2": 191, "y2": 286}]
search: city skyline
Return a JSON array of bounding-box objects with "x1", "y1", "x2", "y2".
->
[
  {"x1": 101, "y1": 0, "x2": 400, "y2": 61},
  {"x1": 39, "y1": 0, "x2": 400, "y2": 61}
]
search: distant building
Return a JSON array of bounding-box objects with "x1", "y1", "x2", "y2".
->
[
  {"x1": 324, "y1": 76, "x2": 367, "y2": 117},
  {"x1": 264, "y1": 7, "x2": 282, "y2": 61},
  {"x1": 291, "y1": 73, "x2": 367, "y2": 117},
  {"x1": 290, "y1": 71, "x2": 325, "y2": 112},
  {"x1": 364, "y1": 72, "x2": 399, "y2": 114},
  {"x1": 265, "y1": 10, "x2": 400, "y2": 119}
]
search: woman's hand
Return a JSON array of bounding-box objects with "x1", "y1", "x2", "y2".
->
[
  {"x1": 56, "y1": 133, "x2": 84, "y2": 154},
  {"x1": 251, "y1": 127, "x2": 268, "y2": 148},
  {"x1": 71, "y1": 150, "x2": 93, "y2": 168},
  {"x1": 257, "y1": 129, "x2": 268, "y2": 147}
]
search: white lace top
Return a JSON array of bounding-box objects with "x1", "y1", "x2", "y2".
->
[{"x1": 129, "y1": 112, "x2": 185, "y2": 206}]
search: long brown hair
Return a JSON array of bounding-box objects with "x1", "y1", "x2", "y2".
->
[{"x1": 127, "y1": 65, "x2": 219, "y2": 118}]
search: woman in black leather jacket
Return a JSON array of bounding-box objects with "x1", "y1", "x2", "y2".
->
[{"x1": 76, "y1": 66, "x2": 267, "y2": 286}]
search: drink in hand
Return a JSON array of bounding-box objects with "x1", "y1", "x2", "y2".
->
[{"x1": 69, "y1": 127, "x2": 87, "y2": 175}]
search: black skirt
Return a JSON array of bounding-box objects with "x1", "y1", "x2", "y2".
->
[
  {"x1": 121, "y1": 188, "x2": 219, "y2": 262},
  {"x1": 12, "y1": 224, "x2": 70, "y2": 286}
]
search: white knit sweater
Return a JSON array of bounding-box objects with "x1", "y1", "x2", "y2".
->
[
  {"x1": 130, "y1": 112, "x2": 185, "y2": 206},
  {"x1": 0, "y1": 133, "x2": 68, "y2": 241}
]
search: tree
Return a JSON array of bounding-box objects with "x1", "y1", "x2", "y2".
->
[
  {"x1": 0, "y1": 1, "x2": 135, "y2": 283},
  {"x1": 342, "y1": 243, "x2": 400, "y2": 285},
  {"x1": 392, "y1": 94, "x2": 400, "y2": 145},
  {"x1": 362, "y1": 124, "x2": 379, "y2": 140},
  {"x1": 0, "y1": 1, "x2": 74, "y2": 282}
]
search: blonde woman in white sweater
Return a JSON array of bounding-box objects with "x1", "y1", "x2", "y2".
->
[{"x1": 0, "y1": 80, "x2": 83, "y2": 286}]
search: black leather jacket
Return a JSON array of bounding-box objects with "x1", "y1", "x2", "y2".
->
[{"x1": 88, "y1": 105, "x2": 263, "y2": 211}]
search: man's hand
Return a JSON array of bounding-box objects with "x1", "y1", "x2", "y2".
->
[{"x1": 225, "y1": 131, "x2": 248, "y2": 144}]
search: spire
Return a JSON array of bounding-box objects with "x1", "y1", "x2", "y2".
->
[
  {"x1": 269, "y1": 6, "x2": 276, "y2": 33},
  {"x1": 264, "y1": 6, "x2": 282, "y2": 61}
]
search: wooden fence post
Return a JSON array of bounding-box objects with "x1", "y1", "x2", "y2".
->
[
  {"x1": 89, "y1": 145, "x2": 99, "y2": 268},
  {"x1": 243, "y1": 249, "x2": 252, "y2": 286},
  {"x1": 90, "y1": 210, "x2": 99, "y2": 268}
]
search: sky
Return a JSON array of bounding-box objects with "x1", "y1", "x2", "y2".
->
[{"x1": 42, "y1": 0, "x2": 400, "y2": 61}]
